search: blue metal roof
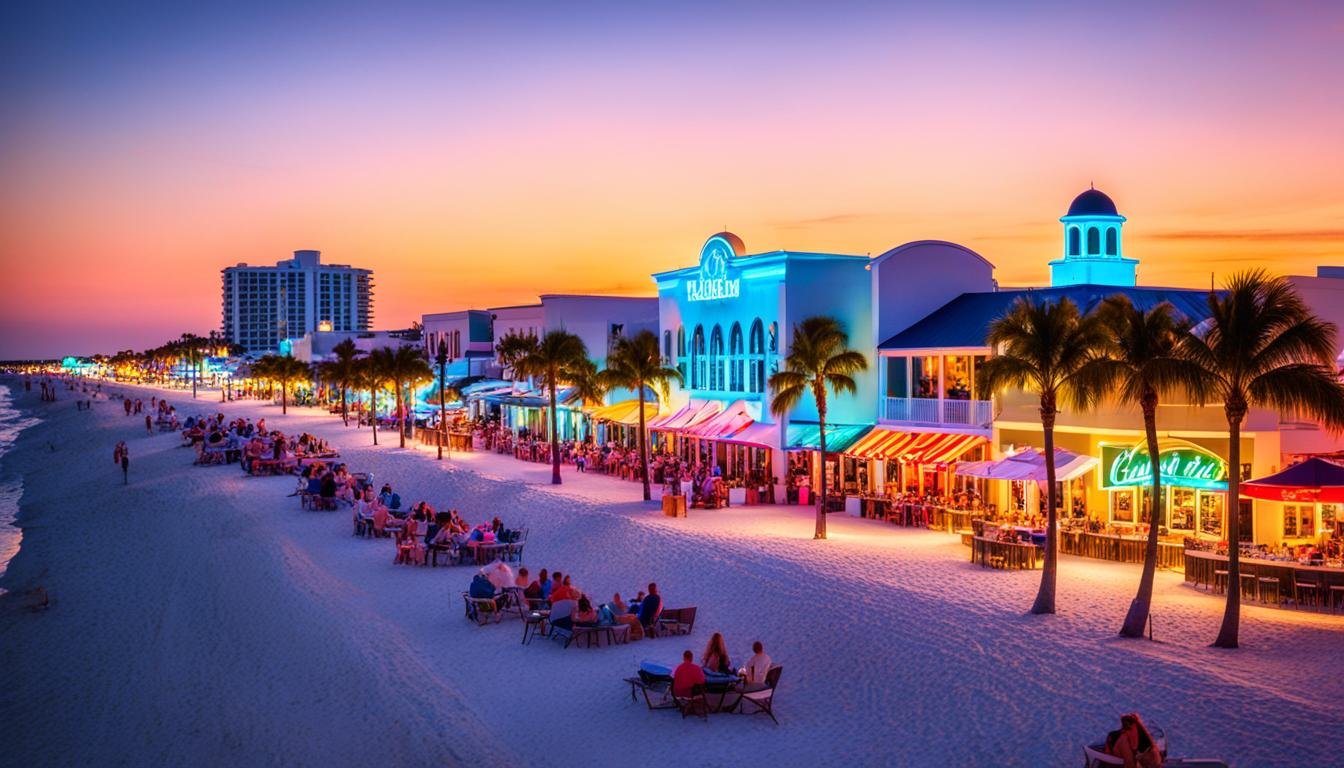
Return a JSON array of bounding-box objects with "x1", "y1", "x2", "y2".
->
[{"x1": 878, "y1": 284, "x2": 1214, "y2": 351}]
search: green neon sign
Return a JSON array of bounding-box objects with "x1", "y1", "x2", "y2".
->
[{"x1": 1101, "y1": 443, "x2": 1228, "y2": 490}]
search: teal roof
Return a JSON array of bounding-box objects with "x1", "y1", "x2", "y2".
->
[
  {"x1": 785, "y1": 422, "x2": 873, "y2": 453},
  {"x1": 879, "y1": 285, "x2": 1214, "y2": 350}
]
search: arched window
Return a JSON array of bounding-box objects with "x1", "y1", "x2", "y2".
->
[
  {"x1": 1067, "y1": 226, "x2": 1080, "y2": 256},
  {"x1": 749, "y1": 319, "x2": 765, "y2": 393},
  {"x1": 729, "y1": 322, "x2": 744, "y2": 391},
  {"x1": 676, "y1": 326, "x2": 687, "y2": 383},
  {"x1": 709, "y1": 325, "x2": 724, "y2": 391},
  {"x1": 663, "y1": 330, "x2": 672, "y2": 361},
  {"x1": 1087, "y1": 227, "x2": 1100, "y2": 255},
  {"x1": 452, "y1": 330, "x2": 461, "y2": 358},
  {"x1": 1106, "y1": 228, "x2": 1118, "y2": 256},
  {"x1": 691, "y1": 325, "x2": 705, "y2": 389}
]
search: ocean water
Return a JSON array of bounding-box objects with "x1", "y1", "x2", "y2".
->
[{"x1": 0, "y1": 383, "x2": 40, "y2": 592}]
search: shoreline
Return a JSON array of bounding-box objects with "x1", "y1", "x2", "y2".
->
[{"x1": 2, "y1": 377, "x2": 1342, "y2": 767}]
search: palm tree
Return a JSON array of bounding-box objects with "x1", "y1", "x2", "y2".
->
[
  {"x1": 768, "y1": 316, "x2": 868, "y2": 540},
  {"x1": 1177, "y1": 270, "x2": 1344, "y2": 649},
  {"x1": 377, "y1": 345, "x2": 434, "y2": 448},
  {"x1": 355, "y1": 355, "x2": 385, "y2": 445},
  {"x1": 599, "y1": 330, "x2": 683, "y2": 501},
  {"x1": 257, "y1": 354, "x2": 310, "y2": 415},
  {"x1": 515, "y1": 330, "x2": 592, "y2": 485},
  {"x1": 978, "y1": 297, "x2": 1107, "y2": 615},
  {"x1": 1086, "y1": 296, "x2": 1204, "y2": 638},
  {"x1": 178, "y1": 333, "x2": 208, "y2": 398},
  {"x1": 496, "y1": 331, "x2": 539, "y2": 387},
  {"x1": 325, "y1": 338, "x2": 363, "y2": 427}
]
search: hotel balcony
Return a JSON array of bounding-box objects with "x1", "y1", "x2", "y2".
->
[{"x1": 881, "y1": 396, "x2": 994, "y2": 428}]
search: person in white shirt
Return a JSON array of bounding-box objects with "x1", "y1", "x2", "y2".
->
[{"x1": 739, "y1": 641, "x2": 773, "y2": 690}]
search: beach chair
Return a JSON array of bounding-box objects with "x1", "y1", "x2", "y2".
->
[
  {"x1": 624, "y1": 674, "x2": 676, "y2": 710},
  {"x1": 674, "y1": 683, "x2": 709, "y2": 721},
  {"x1": 462, "y1": 592, "x2": 503, "y2": 625},
  {"x1": 657, "y1": 606, "x2": 696, "y2": 637},
  {"x1": 737, "y1": 665, "x2": 781, "y2": 724},
  {"x1": 547, "y1": 599, "x2": 577, "y2": 647}
]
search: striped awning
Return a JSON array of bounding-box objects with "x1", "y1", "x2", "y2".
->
[
  {"x1": 683, "y1": 400, "x2": 755, "y2": 439},
  {"x1": 785, "y1": 423, "x2": 874, "y2": 454},
  {"x1": 588, "y1": 399, "x2": 659, "y2": 426},
  {"x1": 649, "y1": 399, "x2": 723, "y2": 431},
  {"x1": 719, "y1": 420, "x2": 779, "y2": 448},
  {"x1": 845, "y1": 427, "x2": 986, "y2": 464}
]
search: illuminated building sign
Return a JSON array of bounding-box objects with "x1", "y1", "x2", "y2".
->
[
  {"x1": 685, "y1": 236, "x2": 740, "y2": 302},
  {"x1": 1101, "y1": 441, "x2": 1228, "y2": 490}
]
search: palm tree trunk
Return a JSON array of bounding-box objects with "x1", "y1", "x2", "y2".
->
[
  {"x1": 281, "y1": 382, "x2": 288, "y2": 414},
  {"x1": 1031, "y1": 401, "x2": 1058, "y2": 615},
  {"x1": 341, "y1": 387, "x2": 349, "y2": 427},
  {"x1": 371, "y1": 388, "x2": 379, "y2": 445},
  {"x1": 1121, "y1": 394, "x2": 1163, "y2": 637},
  {"x1": 438, "y1": 361, "x2": 446, "y2": 461},
  {"x1": 637, "y1": 383, "x2": 651, "y2": 501},
  {"x1": 1213, "y1": 406, "x2": 1244, "y2": 649},
  {"x1": 396, "y1": 379, "x2": 406, "y2": 448},
  {"x1": 815, "y1": 382, "x2": 828, "y2": 540},
  {"x1": 549, "y1": 380, "x2": 561, "y2": 485},
  {"x1": 192, "y1": 360, "x2": 198, "y2": 398}
]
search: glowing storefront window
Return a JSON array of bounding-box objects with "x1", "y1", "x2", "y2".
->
[
  {"x1": 944, "y1": 355, "x2": 971, "y2": 400},
  {"x1": 912, "y1": 356, "x2": 938, "y2": 399}
]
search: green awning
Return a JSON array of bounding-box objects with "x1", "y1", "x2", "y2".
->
[{"x1": 785, "y1": 423, "x2": 873, "y2": 453}]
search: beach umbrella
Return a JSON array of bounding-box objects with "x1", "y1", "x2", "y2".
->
[{"x1": 1241, "y1": 457, "x2": 1344, "y2": 502}]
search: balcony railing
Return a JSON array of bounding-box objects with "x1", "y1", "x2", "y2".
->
[{"x1": 882, "y1": 397, "x2": 993, "y2": 427}]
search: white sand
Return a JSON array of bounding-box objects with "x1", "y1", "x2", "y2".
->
[{"x1": 2, "y1": 378, "x2": 1341, "y2": 767}]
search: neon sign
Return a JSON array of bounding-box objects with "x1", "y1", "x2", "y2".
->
[
  {"x1": 685, "y1": 236, "x2": 740, "y2": 302},
  {"x1": 1101, "y1": 442, "x2": 1228, "y2": 490}
]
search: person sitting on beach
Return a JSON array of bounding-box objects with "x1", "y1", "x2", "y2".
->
[
  {"x1": 701, "y1": 632, "x2": 731, "y2": 676},
  {"x1": 573, "y1": 596, "x2": 599, "y2": 626},
  {"x1": 672, "y1": 650, "x2": 706, "y2": 698},
  {"x1": 1106, "y1": 713, "x2": 1163, "y2": 768},
  {"x1": 525, "y1": 568, "x2": 549, "y2": 601},
  {"x1": 608, "y1": 592, "x2": 643, "y2": 640},
  {"x1": 637, "y1": 582, "x2": 662, "y2": 631},
  {"x1": 549, "y1": 575, "x2": 577, "y2": 604},
  {"x1": 739, "y1": 641, "x2": 772, "y2": 690},
  {"x1": 515, "y1": 567, "x2": 530, "y2": 589}
]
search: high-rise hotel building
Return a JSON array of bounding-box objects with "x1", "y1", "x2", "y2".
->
[{"x1": 221, "y1": 250, "x2": 373, "y2": 353}]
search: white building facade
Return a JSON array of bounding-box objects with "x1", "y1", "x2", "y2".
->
[{"x1": 221, "y1": 250, "x2": 373, "y2": 353}]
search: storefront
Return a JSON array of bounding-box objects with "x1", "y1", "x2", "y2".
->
[{"x1": 1100, "y1": 439, "x2": 1232, "y2": 541}]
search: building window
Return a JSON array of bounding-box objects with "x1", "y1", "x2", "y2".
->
[
  {"x1": 912, "y1": 356, "x2": 938, "y2": 398},
  {"x1": 691, "y1": 325, "x2": 705, "y2": 389},
  {"x1": 1087, "y1": 227, "x2": 1100, "y2": 255},
  {"x1": 676, "y1": 326, "x2": 687, "y2": 383},
  {"x1": 709, "y1": 325, "x2": 724, "y2": 391},
  {"x1": 1106, "y1": 227, "x2": 1118, "y2": 256},
  {"x1": 748, "y1": 319, "x2": 765, "y2": 393},
  {"x1": 885, "y1": 357, "x2": 908, "y2": 398},
  {"x1": 729, "y1": 322, "x2": 744, "y2": 391},
  {"x1": 663, "y1": 331, "x2": 672, "y2": 361},
  {"x1": 1067, "y1": 226, "x2": 1080, "y2": 256}
]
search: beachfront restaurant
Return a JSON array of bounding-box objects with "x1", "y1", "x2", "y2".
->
[{"x1": 650, "y1": 232, "x2": 876, "y2": 499}]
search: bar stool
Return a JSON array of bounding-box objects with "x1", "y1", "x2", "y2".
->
[
  {"x1": 1258, "y1": 576, "x2": 1281, "y2": 606},
  {"x1": 1329, "y1": 585, "x2": 1344, "y2": 612},
  {"x1": 1213, "y1": 569, "x2": 1228, "y2": 594},
  {"x1": 1239, "y1": 573, "x2": 1259, "y2": 601},
  {"x1": 1293, "y1": 576, "x2": 1321, "y2": 609}
]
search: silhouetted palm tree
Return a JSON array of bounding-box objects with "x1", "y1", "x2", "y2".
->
[
  {"x1": 978, "y1": 297, "x2": 1107, "y2": 615},
  {"x1": 768, "y1": 316, "x2": 868, "y2": 540},
  {"x1": 598, "y1": 330, "x2": 682, "y2": 501},
  {"x1": 378, "y1": 345, "x2": 434, "y2": 448},
  {"x1": 1178, "y1": 270, "x2": 1344, "y2": 648},
  {"x1": 515, "y1": 330, "x2": 592, "y2": 485},
  {"x1": 1085, "y1": 296, "x2": 1205, "y2": 638}
]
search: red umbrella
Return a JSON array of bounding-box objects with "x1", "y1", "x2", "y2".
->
[{"x1": 1241, "y1": 457, "x2": 1344, "y2": 502}]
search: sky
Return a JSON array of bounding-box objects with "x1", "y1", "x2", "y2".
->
[{"x1": 2, "y1": 1, "x2": 1342, "y2": 359}]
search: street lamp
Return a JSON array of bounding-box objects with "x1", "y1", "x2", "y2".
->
[{"x1": 435, "y1": 338, "x2": 450, "y2": 461}]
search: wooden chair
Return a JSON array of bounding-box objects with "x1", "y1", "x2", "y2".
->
[
  {"x1": 1293, "y1": 574, "x2": 1321, "y2": 609},
  {"x1": 737, "y1": 665, "x2": 781, "y2": 724},
  {"x1": 674, "y1": 683, "x2": 709, "y2": 720},
  {"x1": 657, "y1": 606, "x2": 697, "y2": 637},
  {"x1": 462, "y1": 592, "x2": 503, "y2": 625}
]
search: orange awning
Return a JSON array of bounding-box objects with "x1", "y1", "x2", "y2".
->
[{"x1": 846, "y1": 427, "x2": 985, "y2": 465}]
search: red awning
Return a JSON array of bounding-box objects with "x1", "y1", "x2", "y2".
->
[
  {"x1": 1242, "y1": 457, "x2": 1344, "y2": 503},
  {"x1": 845, "y1": 427, "x2": 985, "y2": 465}
]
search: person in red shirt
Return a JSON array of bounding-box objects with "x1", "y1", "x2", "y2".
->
[{"x1": 672, "y1": 650, "x2": 706, "y2": 698}]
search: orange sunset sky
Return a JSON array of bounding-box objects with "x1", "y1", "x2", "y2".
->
[{"x1": 2, "y1": 2, "x2": 1342, "y2": 359}]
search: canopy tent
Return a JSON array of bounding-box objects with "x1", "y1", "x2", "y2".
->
[
  {"x1": 718, "y1": 419, "x2": 780, "y2": 448},
  {"x1": 587, "y1": 399, "x2": 660, "y2": 427},
  {"x1": 648, "y1": 399, "x2": 723, "y2": 431},
  {"x1": 486, "y1": 386, "x2": 583, "y2": 409},
  {"x1": 785, "y1": 423, "x2": 874, "y2": 454},
  {"x1": 1242, "y1": 458, "x2": 1344, "y2": 503},
  {"x1": 954, "y1": 447, "x2": 1098, "y2": 482},
  {"x1": 459, "y1": 379, "x2": 512, "y2": 397},
  {"x1": 845, "y1": 427, "x2": 987, "y2": 465}
]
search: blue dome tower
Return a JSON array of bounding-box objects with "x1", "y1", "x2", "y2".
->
[{"x1": 1049, "y1": 187, "x2": 1138, "y2": 287}]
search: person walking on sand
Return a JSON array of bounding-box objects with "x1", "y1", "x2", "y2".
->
[
  {"x1": 145, "y1": 414, "x2": 152, "y2": 434},
  {"x1": 119, "y1": 444, "x2": 130, "y2": 485}
]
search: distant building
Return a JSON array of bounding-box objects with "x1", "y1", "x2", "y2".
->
[
  {"x1": 221, "y1": 250, "x2": 373, "y2": 353},
  {"x1": 289, "y1": 330, "x2": 417, "y2": 364}
]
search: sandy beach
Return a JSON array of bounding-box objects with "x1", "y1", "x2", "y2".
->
[{"x1": 2, "y1": 377, "x2": 1342, "y2": 767}]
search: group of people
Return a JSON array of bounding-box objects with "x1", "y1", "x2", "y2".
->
[
  {"x1": 671, "y1": 635, "x2": 774, "y2": 696},
  {"x1": 355, "y1": 491, "x2": 515, "y2": 567}
]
